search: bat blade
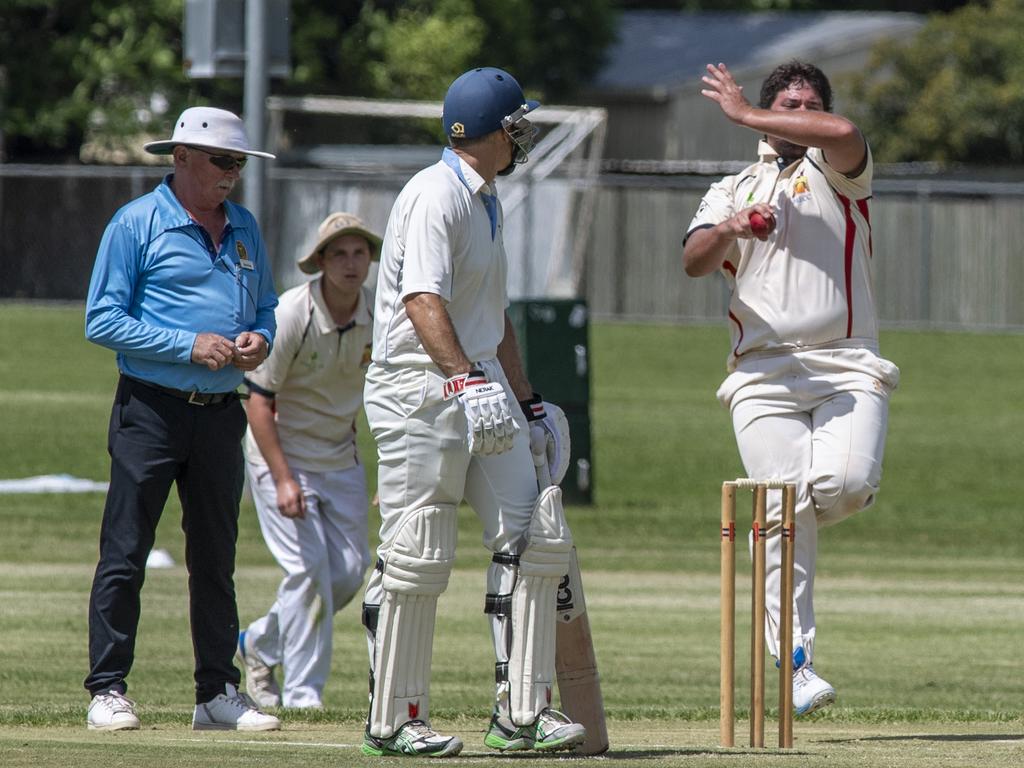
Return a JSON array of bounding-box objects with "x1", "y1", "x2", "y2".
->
[{"x1": 555, "y1": 547, "x2": 609, "y2": 755}]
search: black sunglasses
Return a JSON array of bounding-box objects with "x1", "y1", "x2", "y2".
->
[{"x1": 190, "y1": 147, "x2": 248, "y2": 171}]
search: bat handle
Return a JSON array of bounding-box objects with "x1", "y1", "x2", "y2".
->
[
  {"x1": 531, "y1": 425, "x2": 554, "y2": 489},
  {"x1": 534, "y1": 456, "x2": 553, "y2": 490}
]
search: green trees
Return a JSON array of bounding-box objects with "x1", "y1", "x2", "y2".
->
[
  {"x1": 847, "y1": 0, "x2": 1024, "y2": 163},
  {"x1": 291, "y1": 0, "x2": 488, "y2": 101},
  {"x1": 0, "y1": 2, "x2": 186, "y2": 160},
  {"x1": 0, "y1": 0, "x2": 616, "y2": 161},
  {"x1": 286, "y1": 0, "x2": 616, "y2": 101},
  {"x1": 9, "y1": 1, "x2": 1021, "y2": 165}
]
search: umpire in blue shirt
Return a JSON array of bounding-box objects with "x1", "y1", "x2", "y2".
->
[{"x1": 83, "y1": 107, "x2": 281, "y2": 732}]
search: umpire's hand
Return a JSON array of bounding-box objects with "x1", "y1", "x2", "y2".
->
[
  {"x1": 232, "y1": 331, "x2": 269, "y2": 371},
  {"x1": 192, "y1": 332, "x2": 238, "y2": 371}
]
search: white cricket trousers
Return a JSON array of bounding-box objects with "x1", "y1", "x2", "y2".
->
[
  {"x1": 361, "y1": 358, "x2": 540, "y2": 720},
  {"x1": 364, "y1": 359, "x2": 538, "y2": 555},
  {"x1": 718, "y1": 346, "x2": 899, "y2": 662},
  {"x1": 244, "y1": 461, "x2": 371, "y2": 707}
]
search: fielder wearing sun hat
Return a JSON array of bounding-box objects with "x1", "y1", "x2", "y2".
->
[
  {"x1": 143, "y1": 106, "x2": 276, "y2": 159},
  {"x1": 297, "y1": 212, "x2": 383, "y2": 274}
]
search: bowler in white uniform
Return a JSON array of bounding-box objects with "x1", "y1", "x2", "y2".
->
[
  {"x1": 684, "y1": 61, "x2": 900, "y2": 717},
  {"x1": 359, "y1": 67, "x2": 586, "y2": 758},
  {"x1": 236, "y1": 213, "x2": 380, "y2": 709}
]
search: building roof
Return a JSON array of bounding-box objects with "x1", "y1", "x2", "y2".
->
[{"x1": 591, "y1": 10, "x2": 925, "y2": 96}]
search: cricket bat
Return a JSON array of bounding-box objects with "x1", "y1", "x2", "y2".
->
[{"x1": 555, "y1": 546, "x2": 610, "y2": 755}]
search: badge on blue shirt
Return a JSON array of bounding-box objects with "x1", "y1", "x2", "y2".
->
[{"x1": 236, "y1": 241, "x2": 254, "y2": 270}]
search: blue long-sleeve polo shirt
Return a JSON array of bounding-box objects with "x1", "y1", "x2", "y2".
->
[{"x1": 85, "y1": 174, "x2": 278, "y2": 393}]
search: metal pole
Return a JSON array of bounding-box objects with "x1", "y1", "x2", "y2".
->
[{"x1": 243, "y1": 0, "x2": 268, "y2": 224}]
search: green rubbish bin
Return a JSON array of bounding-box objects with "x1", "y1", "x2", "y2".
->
[{"x1": 507, "y1": 299, "x2": 593, "y2": 505}]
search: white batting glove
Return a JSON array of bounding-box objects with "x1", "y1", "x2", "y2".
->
[
  {"x1": 520, "y1": 394, "x2": 571, "y2": 486},
  {"x1": 457, "y1": 370, "x2": 519, "y2": 455}
]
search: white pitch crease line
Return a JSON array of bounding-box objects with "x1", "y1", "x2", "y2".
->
[{"x1": 158, "y1": 738, "x2": 356, "y2": 748}]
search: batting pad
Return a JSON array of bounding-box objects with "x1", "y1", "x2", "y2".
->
[
  {"x1": 369, "y1": 504, "x2": 457, "y2": 738},
  {"x1": 509, "y1": 485, "x2": 573, "y2": 724}
]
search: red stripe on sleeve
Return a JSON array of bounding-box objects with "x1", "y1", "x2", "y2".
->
[{"x1": 836, "y1": 194, "x2": 856, "y2": 338}]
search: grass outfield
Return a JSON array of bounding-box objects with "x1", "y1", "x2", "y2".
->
[{"x1": 0, "y1": 302, "x2": 1021, "y2": 766}]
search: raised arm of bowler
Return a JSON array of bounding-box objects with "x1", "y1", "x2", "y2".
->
[
  {"x1": 358, "y1": 66, "x2": 587, "y2": 758},
  {"x1": 683, "y1": 61, "x2": 900, "y2": 718}
]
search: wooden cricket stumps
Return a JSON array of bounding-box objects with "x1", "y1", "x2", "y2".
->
[{"x1": 720, "y1": 479, "x2": 796, "y2": 749}]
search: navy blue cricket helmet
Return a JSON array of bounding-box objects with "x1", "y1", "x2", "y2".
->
[{"x1": 442, "y1": 67, "x2": 540, "y2": 140}]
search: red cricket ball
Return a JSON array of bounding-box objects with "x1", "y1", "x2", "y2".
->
[{"x1": 749, "y1": 211, "x2": 773, "y2": 238}]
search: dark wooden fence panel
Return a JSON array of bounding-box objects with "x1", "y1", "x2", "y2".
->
[{"x1": 2, "y1": 165, "x2": 1021, "y2": 331}]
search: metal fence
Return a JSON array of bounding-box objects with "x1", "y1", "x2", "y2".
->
[
  {"x1": 587, "y1": 174, "x2": 1024, "y2": 331},
  {"x1": 2, "y1": 164, "x2": 1022, "y2": 331}
]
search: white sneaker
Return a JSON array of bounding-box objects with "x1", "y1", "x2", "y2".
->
[
  {"x1": 236, "y1": 630, "x2": 281, "y2": 708},
  {"x1": 87, "y1": 691, "x2": 140, "y2": 731},
  {"x1": 192, "y1": 683, "x2": 281, "y2": 731},
  {"x1": 793, "y1": 664, "x2": 836, "y2": 716}
]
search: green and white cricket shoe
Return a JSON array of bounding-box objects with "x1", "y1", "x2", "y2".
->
[
  {"x1": 361, "y1": 720, "x2": 464, "y2": 757},
  {"x1": 484, "y1": 707, "x2": 586, "y2": 752},
  {"x1": 793, "y1": 664, "x2": 836, "y2": 716}
]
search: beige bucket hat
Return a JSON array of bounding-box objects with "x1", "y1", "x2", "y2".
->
[
  {"x1": 143, "y1": 106, "x2": 276, "y2": 158},
  {"x1": 298, "y1": 212, "x2": 383, "y2": 274}
]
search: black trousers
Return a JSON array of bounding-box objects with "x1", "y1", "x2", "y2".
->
[{"x1": 85, "y1": 375, "x2": 247, "y2": 704}]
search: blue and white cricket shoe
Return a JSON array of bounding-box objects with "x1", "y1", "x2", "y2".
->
[{"x1": 789, "y1": 648, "x2": 836, "y2": 716}]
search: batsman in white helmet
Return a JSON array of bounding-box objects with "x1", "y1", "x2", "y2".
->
[{"x1": 359, "y1": 66, "x2": 586, "y2": 758}]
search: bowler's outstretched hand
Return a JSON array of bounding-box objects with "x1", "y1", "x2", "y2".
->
[{"x1": 701, "y1": 63, "x2": 753, "y2": 124}]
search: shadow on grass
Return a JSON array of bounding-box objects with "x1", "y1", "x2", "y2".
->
[
  {"x1": 821, "y1": 734, "x2": 1024, "y2": 744},
  {"x1": 469, "y1": 748, "x2": 812, "y2": 760}
]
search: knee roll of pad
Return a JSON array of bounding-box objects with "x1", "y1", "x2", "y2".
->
[
  {"x1": 381, "y1": 504, "x2": 458, "y2": 595},
  {"x1": 519, "y1": 485, "x2": 573, "y2": 576}
]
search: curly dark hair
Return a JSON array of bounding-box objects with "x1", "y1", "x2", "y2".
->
[{"x1": 758, "y1": 61, "x2": 833, "y2": 113}]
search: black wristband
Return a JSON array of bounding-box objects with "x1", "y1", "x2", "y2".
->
[{"x1": 519, "y1": 392, "x2": 545, "y2": 421}]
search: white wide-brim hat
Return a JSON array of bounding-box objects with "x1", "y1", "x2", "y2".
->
[
  {"x1": 298, "y1": 212, "x2": 383, "y2": 274},
  {"x1": 143, "y1": 106, "x2": 276, "y2": 159}
]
